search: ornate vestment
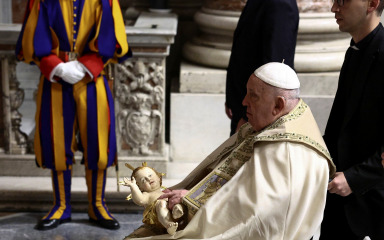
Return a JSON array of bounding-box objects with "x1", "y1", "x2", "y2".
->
[{"x1": 126, "y1": 100, "x2": 336, "y2": 240}]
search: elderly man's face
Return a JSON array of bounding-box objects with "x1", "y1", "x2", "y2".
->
[{"x1": 242, "y1": 74, "x2": 277, "y2": 132}]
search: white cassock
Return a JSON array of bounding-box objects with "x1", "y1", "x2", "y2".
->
[{"x1": 125, "y1": 99, "x2": 336, "y2": 240}]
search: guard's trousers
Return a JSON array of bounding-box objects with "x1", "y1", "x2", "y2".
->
[{"x1": 43, "y1": 168, "x2": 114, "y2": 220}]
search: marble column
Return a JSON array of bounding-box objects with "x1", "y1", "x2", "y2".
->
[
  {"x1": 295, "y1": 0, "x2": 350, "y2": 72},
  {"x1": 182, "y1": 0, "x2": 349, "y2": 72},
  {"x1": 182, "y1": 1, "x2": 244, "y2": 68}
]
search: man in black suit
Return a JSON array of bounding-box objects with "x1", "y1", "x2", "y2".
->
[
  {"x1": 321, "y1": 0, "x2": 384, "y2": 239},
  {"x1": 225, "y1": 0, "x2": 299, "y2": 135}
]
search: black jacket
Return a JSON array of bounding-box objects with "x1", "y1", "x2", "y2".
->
[{"x1": 323, "y1": 23, "x2": 384, "y2": 238}]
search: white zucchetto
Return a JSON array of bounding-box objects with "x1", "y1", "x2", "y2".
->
[{"x1": 254, "y1": 62, "x2": 300, "y2": 89}]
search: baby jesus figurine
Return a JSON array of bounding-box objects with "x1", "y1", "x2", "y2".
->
[{"x1": 120, "y1": 162, "x2": 185, "y2": 235}]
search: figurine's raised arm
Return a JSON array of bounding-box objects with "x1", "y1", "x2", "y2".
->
[{"x1": 120, "y1": 177, "x2": 150, "y2": 206}]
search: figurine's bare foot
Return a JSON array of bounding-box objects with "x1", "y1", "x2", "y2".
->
[
  {"x1": 167, "y1": 222, "x2": 178, "y2": 235},
  {"x1": 172, "y1": 204, "x2": 184, "y2": 219}
]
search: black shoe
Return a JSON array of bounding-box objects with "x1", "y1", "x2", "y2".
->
[
  {"x1": 89, "y1": 218, "x2": 120, "y2": 230},
  {"x1": 35, "y1": 218, "x2": 71, "y2": 231}
]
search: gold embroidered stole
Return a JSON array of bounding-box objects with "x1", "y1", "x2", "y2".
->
[{"x1": 182, "y1": 100, "x2": 335, "y2": 220}]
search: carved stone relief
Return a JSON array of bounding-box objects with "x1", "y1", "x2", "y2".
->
[
  {"x1": 115, "y1": 59, "x2": 165, "y2": 156},
  {"x1": 0, "y1": 53, "x2": 28, "y2": 154}
]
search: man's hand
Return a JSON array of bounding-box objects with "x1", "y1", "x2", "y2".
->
[
  {"x1": 328, "y1": 172, "x2": 352, "y2": 197},
  {"x1": 55, "y1": 61, "x2": 86, "y2": 84},
  {"x1": 159, "y1": 189, "x2": 189, "y2": 210}
]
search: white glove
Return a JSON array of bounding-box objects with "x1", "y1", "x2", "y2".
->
[{"x1": 54, "y1": 61, "x2": 86, "y2": 84}]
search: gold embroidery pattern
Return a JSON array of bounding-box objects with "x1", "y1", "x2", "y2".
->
[
  {"x1": 183, "y1": 199, "x2": 198, "y2": 216},
  {"x1": 264, "y1": 101, "x2": 307, "y2": 131},
  {"x1": 250, "y1": 101, "x2": 331, "y2": 159},
  {"x1": 218, "y1": 136, "x2": 255, "y2": 176},
  {"x1": 213, "y1": 124, "x2": 253, "y2": 164},
  {"x1": 254, "y1": 133, "x2": 331, "y2": 160}
]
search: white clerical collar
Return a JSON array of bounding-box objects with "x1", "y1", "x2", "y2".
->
[{"x1": 350, "y1": 45, "x2": 359, "y2": 50}]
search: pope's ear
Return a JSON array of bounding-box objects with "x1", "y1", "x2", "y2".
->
[{"x1": 273, "y1": 96, "x2": 285, "y2": 116}]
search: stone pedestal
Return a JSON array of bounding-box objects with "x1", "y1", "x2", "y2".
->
[{"x1": 113, "y1": 12, "x2": 177, "y2": 175}]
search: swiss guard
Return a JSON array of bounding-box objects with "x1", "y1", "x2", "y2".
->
[{"x1": 15, "y1": 0, "x2": 131, "y2": 230}]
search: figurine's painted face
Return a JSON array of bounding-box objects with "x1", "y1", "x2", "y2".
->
[{"x1": 135, "y1": 167, "x2": 161, "y2": 192}]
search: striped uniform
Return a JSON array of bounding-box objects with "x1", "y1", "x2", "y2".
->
[{"x1": 16, "y1": 0, "x2": 131, "y2": 221}]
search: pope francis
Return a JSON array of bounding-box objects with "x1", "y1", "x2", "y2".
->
[{"x1": 125, "y1": 62, "x2": 336, "y2": 240}]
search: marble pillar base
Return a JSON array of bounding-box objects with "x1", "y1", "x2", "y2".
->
[
  {"x1": 183, "y1": 8, "x2": 351, "y2": 73},
  {"x1": 295, "y1": 12, "x2": 350, "y2": 72},
  {"x1": 183, "y1": 42, "x2": 230, "y2": 68}
]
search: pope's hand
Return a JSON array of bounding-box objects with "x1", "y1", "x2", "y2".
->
[
  {"x1": 328, "y1": 172, "x2": 352, "y2": 197},
  {"x1": 159, "y1": 189, "x2": 189, "y2": 210},
  {"x1": 55, "y1": 61, "x2": 86, "y2": 84}
]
